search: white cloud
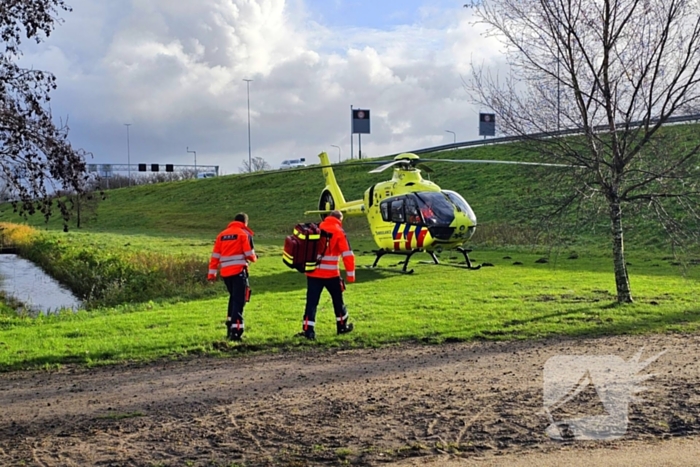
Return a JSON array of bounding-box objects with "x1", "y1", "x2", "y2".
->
[{"x1": 20, "y1": 0, "x2": 506, "y2": 174}]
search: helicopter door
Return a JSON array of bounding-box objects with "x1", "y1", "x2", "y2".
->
[
  {"x1": 405, "y1": 196, "x2": 421, "y2": 225},
  {"x1": 380, "y1": 200, "x2": 391, "y2": 221},
  {"x1": 390, "y1": 198, "x2": 405, "y2": 223},
  {"x1": 379, "y1": 197, "x2": 406, "y2": 223}
]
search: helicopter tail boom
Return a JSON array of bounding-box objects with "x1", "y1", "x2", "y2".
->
[
  {"x1": 310, "y1": 152, "x2": 364, "y2": 217},
  {"x1": 319, "y1": 152, "x2": 348, "y2": 206}
]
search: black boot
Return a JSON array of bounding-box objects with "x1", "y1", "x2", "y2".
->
[
  {"x1": 226, "y1": 322, "x2": 243, "y2": 341},
  {"x1": 337, "y1": 322, "x2": 354, "y2": 335},
  {"x1": 295, "y1": 330, "x2": 315, "y2": 340},
  {"x1": 227, "y1": 328, "x2": 242, "y2": 341}
]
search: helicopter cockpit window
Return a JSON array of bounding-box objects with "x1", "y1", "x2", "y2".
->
[
  {"x1": 380, "y1": 194, "x2": 455, "y2": 225},
  {"x1": 390, "y1": 199, "x2": 405, "y2": 223},
  {"x1": 380, "y1": 201, "x2": 391, "y2": 222},
  {"x1": 413, "y1": 192, "x2": 455, "y2": 226},
  {"x1": 379, "y1": 197, "x2": 408, "y2": 223},
  {"x1": 405, "y1": 197, "x2": 421, "y2": 224}
]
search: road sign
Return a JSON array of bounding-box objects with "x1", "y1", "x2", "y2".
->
[
  {"x1": 352, "y1": 108, "x2": 371, "y2": 134},
  {"x1": 479, "y1": 113, "x2": 496, "y2": 136}
]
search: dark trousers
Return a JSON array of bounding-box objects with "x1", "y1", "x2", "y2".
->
[
  {"x1": 303, "y1": 276, "x2": 349, "y2": 335},
  {"x1": 223, "y1": 271, "x2": 249, "y2": 337}
]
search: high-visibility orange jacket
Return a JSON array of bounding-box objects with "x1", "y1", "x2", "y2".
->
[
  {"x1": 208, "y1": 221, "x2": 257, "y2": 279},
  {"x1": 307, "y1": 216, "x2": 355, "y2": 281}
]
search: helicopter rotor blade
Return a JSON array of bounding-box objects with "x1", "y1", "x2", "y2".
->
[
  {"x1": 232, "y1": 159, "x2": 388, "y2": 178},
  {"x1": 416, "y1": 163, "x2": 434, "y2": 173},
  {"x1": 230, "y1": 154, "x2": 579, "y2": 180},
  {"x1": 427, "y1": 158, "x2": 580, "y2": 168},
  {"x1": 368, "y1": 160, "x2": 404, "y2": 173}
]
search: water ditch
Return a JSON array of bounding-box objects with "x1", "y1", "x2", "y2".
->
[{"x1": 0, "y1": 252, "x2": 82, "y2": 315}]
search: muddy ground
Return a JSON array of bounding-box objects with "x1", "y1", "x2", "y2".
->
[{"x1": 1, "y1": 332, "x2": 699, "y2": 466}]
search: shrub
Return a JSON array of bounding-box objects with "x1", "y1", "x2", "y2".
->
[{"x1": 0, "y1": 223, "x2": 215, "y2": 308}]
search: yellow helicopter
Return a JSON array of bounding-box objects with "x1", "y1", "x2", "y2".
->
[{"x1": 304, "y1": 151, "x2": 571, "y2": 273}]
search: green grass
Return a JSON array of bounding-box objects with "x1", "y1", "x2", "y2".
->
[
  {"x1": 0, "y1": 236, "x2": 697, "y2": 371},
  {"x1": 0, "y1": 131, "x2": 693, "y2": 246},
  {"x1": 0, "y1": 127, "x2": 699, "y2": 370}
]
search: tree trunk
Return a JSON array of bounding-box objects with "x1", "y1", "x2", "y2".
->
[
  {"x1": 76, "y1": 196, "x2": 82, "y2": 229},
  {"x1": 609, "y1": 197, "x2": 633, "y2": 303}
]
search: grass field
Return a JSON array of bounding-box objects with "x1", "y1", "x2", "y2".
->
[
  {"x1": 0, "y1": 131, "x2": 699, "y2": 371},
  {"x1": 0, "y1": 232, "x2": 697, "y2": 371},
  {"x1": 0, "y1": 139, "x2": 688, "y2": 245}
]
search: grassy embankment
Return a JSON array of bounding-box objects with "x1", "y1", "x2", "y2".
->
[{"x1": 0, "y1": 138, "x2": 698, "y2": 371}]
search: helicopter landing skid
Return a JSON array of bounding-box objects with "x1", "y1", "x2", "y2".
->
[
  {"x1": 371, "y1": 249, "x2": 425, "y2": 274},
  {"x1": 419, "y1": 248, "x2": 481, "y2": 270},
  {"x1": 456, "y1": 247, "x2": 482, "y2": 270},
  {"x1": 371, "y1": 248, "x2": 482, "y2": 273}
]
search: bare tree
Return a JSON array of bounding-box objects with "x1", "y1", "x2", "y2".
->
[
  {"x1": 239, "y1": 157, "x2": 271, "y2": 173},
  {"x1": 1, "y1": 0, "x2": 90, "y2": 226},
  {"x1": 466, "y1": 0, "x2": 700, "y2": 303},
  {"x1": 0, "y1": 175, "x2": 15, "y2": 203},
  {"x1": 63, "y1": 174, "x2": 102, "y2": 228}
]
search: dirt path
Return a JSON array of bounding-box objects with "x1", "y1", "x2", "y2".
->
[
  {"x1": 391, "y1": 436, "x2": 700, "y2": 466},
  {"x1": 1, "y1": 333, "x2": 699, "y2": 466}
]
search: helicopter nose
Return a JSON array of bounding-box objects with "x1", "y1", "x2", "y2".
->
[{"x1": 428, "y1": 226, "x2": 455, "y2": 240}]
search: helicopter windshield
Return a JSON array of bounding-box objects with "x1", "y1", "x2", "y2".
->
[
  {"x1": 412, "y1": 192, "x2": 455, "y2": 225},
  {"x1": 380, "y1": 192, "x2": 455, "y2": 226},
  {"x1": 442, "y1": 190, "x2": 477, "y2": 224}
]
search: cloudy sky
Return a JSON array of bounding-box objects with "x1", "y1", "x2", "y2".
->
[{"x1": 22, "y1": 0, "x2": 505, "y2": 175}]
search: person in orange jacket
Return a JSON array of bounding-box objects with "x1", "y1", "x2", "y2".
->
[
  {"x1": 297, "y1": 210, "x2": 355, "y2": 340},
  {"x1": 208, "y1": 213, "x2": 257, "y2": 341}
]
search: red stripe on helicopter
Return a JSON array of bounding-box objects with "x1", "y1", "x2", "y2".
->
[
  {"x1": 392, "y1": 223, "x2": 402, "y2": 251},
  {"x1": 403, "y1": 223, "x2": 413, "y2": 249},
  {"x1": 416, "y1": 227, "x2": 428, "y2": 248},
  {"x1": 406, "y1": 230, "x2": 414, "y2": 249}
]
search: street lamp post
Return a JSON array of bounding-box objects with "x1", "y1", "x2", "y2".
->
[
  {"x1": 243, "y1": 78, "x2": 253, "y2": 172},
  {"x1": 331, "y1": 145, "x2": 341, "y2": 163},
  {"x1": 124, "y1": 123, "x2": 131, "y2": 186},
  {"x1": 445, "y1": 130, "x2": 456, "y2": 144},
  {"x1": 187, "y1": 146, "x2": 197, "y2": 176}
]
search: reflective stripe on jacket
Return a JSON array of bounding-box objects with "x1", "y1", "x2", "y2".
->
[
  {"x1": 209, "y1": 221, "x2": 257, "y2": 278},
  {"x1": 307, "y1": 216, "x2": 355, "y2": 279}
]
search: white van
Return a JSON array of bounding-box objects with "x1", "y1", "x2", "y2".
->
[
  {"x1": 280, "y1": 158, "x2": 306, "y2": 170},
  {"x1": 196, "y1": 172, "x2": 216, "y2": 179}
]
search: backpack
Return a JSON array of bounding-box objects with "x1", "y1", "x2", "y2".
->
[{"x1": 282, "y1": 222, "x2": 329, "y2": 273}]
